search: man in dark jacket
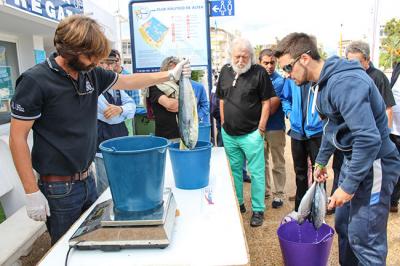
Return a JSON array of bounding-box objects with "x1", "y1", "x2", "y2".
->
[{"x1": 275, "y1": 32, "x2": 400, "y2": 266}]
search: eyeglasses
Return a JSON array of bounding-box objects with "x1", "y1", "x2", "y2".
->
[
  {"x1": 282, "y1": 50, "x2": 311, "y2": 73},
  {"x1": 67, "y1": 74, "x2": 94, "y2": 96}
]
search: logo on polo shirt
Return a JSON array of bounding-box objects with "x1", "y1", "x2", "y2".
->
[
  {"x1": 85, "y1": 80, "x2": 94, "y2": 94},
  {"x1": 11, "y1": 102, "x2": 25, "y2": 112}
]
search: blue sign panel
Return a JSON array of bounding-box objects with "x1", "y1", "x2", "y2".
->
[
  {"x1": 209, "y1": 0, "x2": 234, "y2": 17},
  {"x1": 5, "y1": 0, "x2": 83, "y2": 22}
]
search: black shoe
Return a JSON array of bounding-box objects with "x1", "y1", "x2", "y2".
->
[
  {"x1": 240, "y1": 204, "x2": 246, "y2": 213},
  {"x1": 390, "y1": 204, "x2": 398, "y2": 213},
  {"x1": 243, "y1": 175, "x2": 251, "y2": 183},
  {"x1": 250, "y1": 211, "x2": 264, "y2": 227},
  {"x1": 272, "y1": 198, "x2": 283, "y2": 209}
]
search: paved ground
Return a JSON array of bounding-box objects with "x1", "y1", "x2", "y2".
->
[{"x1": 20, "y1": 134, "x2": 400, "y2": 265}]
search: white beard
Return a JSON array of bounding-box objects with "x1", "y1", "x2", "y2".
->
[{"x1": 232, "y1": 61, "x2": 252, "y2": 75}]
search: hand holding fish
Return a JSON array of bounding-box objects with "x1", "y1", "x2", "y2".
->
[
  {"x1": 169, "y1": 58, "x2": 191, "y2": 81},
  {"x1": 328, "y1": 187, "x2": 354, "y2": 209},
  {"x1": 314, "y1": 163, "x2": 328, "y2": 183}
]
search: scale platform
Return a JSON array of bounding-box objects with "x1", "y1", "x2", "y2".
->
[{"x1": 69, "y1": 188, "x2": 177, "y2": 251}]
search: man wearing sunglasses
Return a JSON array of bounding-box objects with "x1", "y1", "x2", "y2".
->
[
  {"x1": 275, "y1": 32, "x2": 400, "y2": 265},
  {"x1": 9, "y1": 15, "x2": 190, "y2": 245},
  {"x1": 216, "y1": 38, "x2": 275, "y2": 227},
  {"x1": 276, "y1": 51, "x2": 323, "y2": 212}
]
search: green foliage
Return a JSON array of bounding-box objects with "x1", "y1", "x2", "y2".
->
[
  {"x1": 191, "y1": 70, "x2": 204, "y2": 82},
  {"x1": 318, "y1": 46, "x2": 328, "y2": 60},
  {"x1": 0, "y1": 204, "x2": 5, "y2": 224},
  {"x1": 380, "y1": 18, "x2": 400, "y2": 69},
  {"x1": 254, "y1": 45, "x2": 264, "y2": 61}
]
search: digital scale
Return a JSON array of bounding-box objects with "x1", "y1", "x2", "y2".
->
[{"x1": 69, "y1": 188, "x2": 177, "y2": 251}]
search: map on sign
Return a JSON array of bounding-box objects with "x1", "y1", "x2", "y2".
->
[
  {"x1": 210, "y1": 0, "x2": 234, "y2": 17},
  {"x1": 138, "y1": 17, "x2": 169, "y2": 48},
  {"x1": 130, "y1": 0, "x2": 209, "y2": 72}
]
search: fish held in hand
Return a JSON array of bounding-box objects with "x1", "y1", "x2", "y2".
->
[
  {"x1": 178, "y1": 75, "x2": 198, "y2": 149},
  {"x1": 311, "y1": 182, "x2": 326, "y2": 229},
  {"x1": 297, "y1": 181, "x2": 316, "y2": 224}
]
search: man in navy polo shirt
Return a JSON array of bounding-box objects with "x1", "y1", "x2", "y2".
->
[{"x1": 9, "y1": 15, "x2": 190, "y2": 244}]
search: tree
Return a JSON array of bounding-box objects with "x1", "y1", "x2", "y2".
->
[
  {"x1": 253, "y1": 45, "x2": 264, "y2": 61},
  {"x1": 380, "y1": 18, "x2": 400, "y2": 69}
]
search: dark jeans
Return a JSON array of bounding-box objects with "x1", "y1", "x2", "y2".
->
[
  {"x1": 39, "y1": 174, "x2": 98, "y2": 245},
  {"x1": 390, "y1": 134, "x2": 400, "y2": 206},
  {"x1": 291, "y1": 137, "x2": 321, "y2": 211}
]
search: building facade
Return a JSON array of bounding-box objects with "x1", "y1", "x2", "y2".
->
[{"x1": 0, "y1": 0, "x2": 118, "y2": 127}]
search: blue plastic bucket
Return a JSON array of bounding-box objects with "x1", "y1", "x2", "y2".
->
[
  {"x1": 99, "y1": 136, "x2": 169, "y2": 213},
  {"x1": 168, "y1": 141, "x2": 212, "y2": 189},
  {"x1": 277, "y1": 220, "x2": 334, "y2": 266},
  {"x1": 198, "y1": 123, "x2": 211, "y2": 142}
]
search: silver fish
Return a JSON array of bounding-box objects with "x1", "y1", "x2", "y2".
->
[
  {"x1": 311, "y1": 182, "x2": 326, "y2": 229},
  {"x1": 297, "y1": 181, "x2": 316, "y2": 224},
  {"x1": 178, "y1": 75, "x2": 198, "y2": 149}
]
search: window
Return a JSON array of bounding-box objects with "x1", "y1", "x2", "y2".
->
[{"x1": 0, "y1": 40, "x2": 19, "y2": 124}]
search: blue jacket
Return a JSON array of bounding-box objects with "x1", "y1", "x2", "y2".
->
[
  {"x1": 315, "y1": 56, "x2": 396, "y2": 194},
  {"x1": 266, "y1": 71, "x2": 285, "y2": 131},
  {"x1": 191, "y1": 80, "x2": 210, "y2": 124},
  {"x1": 281, "y1": 79, "x2": 323, "y2": 138}
]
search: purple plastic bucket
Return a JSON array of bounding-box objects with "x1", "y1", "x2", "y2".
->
[{"x1": 277, "y1": 220, "x2": 334, "y2": 266}]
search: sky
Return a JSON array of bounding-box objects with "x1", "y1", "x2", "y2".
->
[{"x1": 96, "y1": 0, "x2": 400, "y2": 55}]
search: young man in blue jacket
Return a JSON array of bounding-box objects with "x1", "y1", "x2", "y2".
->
[
  {"x1": 280, "y1": 76, "x2": 323, "y2": 211},
  {"x1": 275, "y1": 32, "x2": 400, "y2": 266}
]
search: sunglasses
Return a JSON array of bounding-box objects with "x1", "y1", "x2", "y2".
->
[{"x1": 282, "y1": 50, "x2": 311, "y2": 73}]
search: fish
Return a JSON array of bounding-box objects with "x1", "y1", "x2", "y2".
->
[
  {"x1": 178, "y1": 74, "x2": 198, "y2": 149},
  {"x1": 297, "y1": 181, "x2": 317, "y2": 224},
  {"x1": 310, "y1": 182, "x2": 327, "y2": 229}
]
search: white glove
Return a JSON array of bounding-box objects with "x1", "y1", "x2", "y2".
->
[
  {"x1": 26, "y1": 190, "x2": 50, "y2": 222},
  {"x1": 169, "y1": 58, "x2": 191, "y2": 80}
]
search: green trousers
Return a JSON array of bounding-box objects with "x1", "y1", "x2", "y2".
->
[{"x1": 222, "y1": 128, "x2": 265, "y2": 212}]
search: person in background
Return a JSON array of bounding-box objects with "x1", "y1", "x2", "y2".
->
[
  {"x1": 191, "y1": 79, "x2": 210, "y2": 125},
  {"x1": 109, "y1": 49, "x2": 142, "y2": 134},
  {"x1": 97, "y1": 54, "x2": 136, "y2": 149},
  {"x1": 148, "y1": 56, "x2": 209, "y2": 139},
  {"x1": 275, "y1": 32, "x2": 399, "y2": 265},
  {"x1": 279, "y1": 77, "x2": 322, "y2": 211},
  {"x1": 9, "y1": 15, "x2": 190, "y2": 244},
  {"x1": 345, "y1": 41, "x2": 395, "y2": 129},
  {"x1": 217, "y1": 38, "x2": 275, "y2": 227},
  {"x1": 258, "y1": 48, "x2": 286, "y2": 208},
  {"x1": 94, "y1": 54, "x2": 136, "y2": 194},
  {"x1": 389, "y1": 62, "x2": 400, "y2": 213}
]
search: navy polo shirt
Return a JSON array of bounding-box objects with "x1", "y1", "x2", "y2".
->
[{"x1": 11, "y1": 53, "x2": 118, "y2": 176}]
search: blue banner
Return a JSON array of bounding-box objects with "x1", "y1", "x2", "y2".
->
[{"x1": 5, "y1": 0, "x2": 83, "y2": 22}]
